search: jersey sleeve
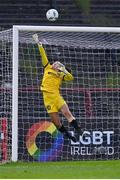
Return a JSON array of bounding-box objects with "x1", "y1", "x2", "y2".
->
[
  {"x1": 60, "y1": 70, "x2": 74, "y2": 81},
  {"x1": 38, "y1": 44, "x2": 49, "y2": 68},
  {"x1": 63, "y1": 72, "x2": 74, "y2": 81}
]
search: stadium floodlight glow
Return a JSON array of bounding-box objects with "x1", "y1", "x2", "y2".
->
[{"x1": 1, "y1": 25, "x2": 120, "y2": 163}]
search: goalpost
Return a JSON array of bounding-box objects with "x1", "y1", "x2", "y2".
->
[{"x1": 0, "y1": 25, "x2": 120, "y2": 163}]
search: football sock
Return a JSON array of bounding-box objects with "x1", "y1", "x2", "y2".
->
[
  {"x1": 58, "y1": 125, "x2": 76, "y2": 142},
  {"x1": 70, "y1": 120, "x2": 83, "y2": 135}
]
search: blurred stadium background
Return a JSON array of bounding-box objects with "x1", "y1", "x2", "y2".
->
[
  {"x1": 0, "y1": 0, "x2": 120, "y2": 179},
  {"x1": 0, "y1": 0, "x2": 120, "y2": 29}
]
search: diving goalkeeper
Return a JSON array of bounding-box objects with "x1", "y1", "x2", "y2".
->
[{"x1": 32, "y1": 34, "x2": 83, "y2": 142}]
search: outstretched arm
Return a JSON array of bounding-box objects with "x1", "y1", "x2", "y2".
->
[{"x1": 32, "y1": 34, "x2": 49, "y2": 67}]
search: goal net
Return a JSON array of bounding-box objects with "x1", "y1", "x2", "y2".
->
[{"x1": 0, "y1": 26, "x2": 120, "y2": 163}]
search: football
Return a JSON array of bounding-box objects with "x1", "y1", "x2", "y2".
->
[{"x1": 46, "y1": 9, "x2": 59, "y2": 22}]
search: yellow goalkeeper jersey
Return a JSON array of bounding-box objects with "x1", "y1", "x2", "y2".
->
[{"x1": 38, "y1": 44, "x2": 74, "y2": 93}]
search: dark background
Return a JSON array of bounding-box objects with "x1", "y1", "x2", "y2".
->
[{"x1": 0, "y1": 0, "x2": 120, "y2": 30}]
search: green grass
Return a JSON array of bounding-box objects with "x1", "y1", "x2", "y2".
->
[{"x1": 0, "y1": 160, "x2": 120, "y2": 179}]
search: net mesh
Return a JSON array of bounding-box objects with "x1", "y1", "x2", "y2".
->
[
  {"x1": 0, "y1": 28, "x2": 120, "y2": 162},
  {"x1": 0, "y1": 29, "x2": 12, "y2": 163}
]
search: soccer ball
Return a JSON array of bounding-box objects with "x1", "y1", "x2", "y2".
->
[{"x1": 46, "y1": 9, "x2": 59, "y2": 22}]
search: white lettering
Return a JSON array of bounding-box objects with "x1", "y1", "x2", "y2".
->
[
  {"x1": 107, "y1": 147, "x2": 114, "y2": 155},
  {"x1": 72, "y1": 146, "x2": 80, "y2": 155},
  {"x1": 71, "y1": 146, "x2": 114, "y2": 156},
  {"x1": 80, "y1": 131, "x2": 91, "y2": 145},
  {"x1": 103, "y1": 131, "x2": 114, "y2": 145},
  {"x1": 70, "y1": 130, "x2": 114, "y2": 145},
  {"x1": 93, "y1": 131, "x2": 103, "y2": 145}
]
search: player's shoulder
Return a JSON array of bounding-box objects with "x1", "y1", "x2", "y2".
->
[{"x1": 44, "y1": 63, "x2": 51, "y2": 69}]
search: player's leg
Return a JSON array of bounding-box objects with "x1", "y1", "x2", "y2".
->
[
  {"x1": 43, "y1": 92, "x2": 76, "y2": 142},
  {"x1": 60, "y1": 103, "x2": 83, "y2": 135},
  {"x1": 49, "y1": 112, "x2": 76, "y2": 142},
  {"x1": 49, "y1": 112, "x2": 62, "y2": 128}
]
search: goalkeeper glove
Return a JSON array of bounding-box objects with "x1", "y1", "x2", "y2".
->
[
  {"x1": 58, "y1": 65, "x2": 68, "y2": 75},
  {"x1": 55, "y1": 62, "x2": 69, "y2": 75},
  {"x1": 32, "y1": 34, "x2": 42, "y2": 46}
]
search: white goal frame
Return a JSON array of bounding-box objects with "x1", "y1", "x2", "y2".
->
[{"x1": 12, "y1": 25, "x2": 120, "y2": 162}]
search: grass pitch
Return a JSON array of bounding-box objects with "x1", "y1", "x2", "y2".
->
[{"x1": 0, "y1": 160, "x2": 120, "y2": 179}]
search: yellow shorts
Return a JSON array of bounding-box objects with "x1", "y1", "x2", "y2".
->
[{"x1": 43, "y1": 92, "x2": 66, "y2": 113}]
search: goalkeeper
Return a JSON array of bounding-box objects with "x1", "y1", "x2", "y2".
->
[{"x1": 33, "y1": 34, "x2": 82, "y2": 142}]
